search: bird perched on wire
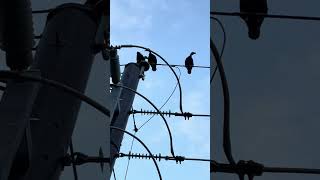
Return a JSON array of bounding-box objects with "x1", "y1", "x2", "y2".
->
[
  {"x1": 147, "y1": 52, "x2": 157, "y2": 71},
  {"x1": 240, "y1": 0, "x2": 268, "y2": 39},
  {"x1": 136, "y1": 52, "x2": 145, "y2": 64},
  {"x1": 185, "y1": 52, "x2": 196, "y2": 74}
]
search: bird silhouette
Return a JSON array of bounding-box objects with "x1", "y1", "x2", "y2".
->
[
  {"x1": 147, "y1": 52, "x2": 157, "y2": 71},
  {"x1": 240, "y1": 0, "x2": 268, "y2": 39},
  {"x1": 185, "y1": 52, "x2": 196, "y2": 74},
  {"x1": 136, "y1": 52, "x2": 145, "y2": 64}
]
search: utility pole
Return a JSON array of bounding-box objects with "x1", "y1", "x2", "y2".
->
[
  {"x1": 109, "y1": 63, "x2": 141, "y2": 173},
  {"x1": 23, "y1": 3, "x2": 108, "y2": 180},
  {"x1": 1, "y1": 2, "x2": 112, "y2": 179},
  {"x1": 0, "y1": 0, "x2": 143, "y2": 179}
]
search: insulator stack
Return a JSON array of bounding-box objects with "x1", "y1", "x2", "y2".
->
[
  {"x1": 117, "y1": 152, "x2": 186, "y2": 164},
  {"x1": 129, "y1": 109, "x2": 194, "y2": 120}
]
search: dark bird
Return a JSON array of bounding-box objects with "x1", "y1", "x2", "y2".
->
[
  {"x1": 185, "y1": 52, "x2": 196, "y2": 74},
  {"x1": 136, "y1": 52, "x2": 145, "y2": 64},
  {"x1": 240, "y1": 0, "x2": 268, "y2": 39},
  {"x1": 147, "y1": 52, "x2": 157, "y2": 71}
]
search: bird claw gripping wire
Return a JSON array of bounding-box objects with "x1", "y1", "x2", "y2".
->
[
  {"x1": 174, "y1": 156, "x2": 185, "y2": 164},
  {"x1": 183, "y1": 112, "x2": 193, "y2": 120}
]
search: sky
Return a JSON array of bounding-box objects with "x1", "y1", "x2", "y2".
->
[
  {"x1": 211, "y1": 0, "x2": 320, "y2": 180},
  {"x1": 0, "y1": 0, "x2": 209, "y2": 179}
]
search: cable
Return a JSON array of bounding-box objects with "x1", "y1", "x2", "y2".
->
[
  {"x1": 69, "y1": 140, "x2": 79, "y2": 180},
  {"x1": 0, "y1": 71, "x2": 111, "y2": 117},
  {"x1": 110, "y1": 126, "x2": 162, "y2": 180},
  {"x1": 124, "y1": 132, "x2": 136, "y2": 180},
  {"x1": 112, "y1": 168, "x2": 117, "y2": 180},
  {"x1": 130, "y1": 109, "x2": 210, "y2": 119},
  {"x1": 210, "y1": 16, "x2": 226, "y2": 84},
  {"x1": 211, "y1": 11, "x2": 320, "y2": 21},
  {"x1": 210, "y1": 39, "x2": 235, "y2": 165},
  {"x1": 110, "y1": 83, "x2": 175, "y2": 157},
  {"x1": 138, "y1": 66, "x2": 181, "y2": 130},
  {"x1": 132, "y1": 107, "x2": 138, "y2": 132},
  {"x1": 124, "y1": 66, "x2": 180, "y2": 178},
  {"x1": 120, "y1": 64, "x2": 210, "y2": 69},
  {"x1": 121, "y1": 67, "x2": 180, "y2": 179},
  {"x1": 115, "y1": 45, "x2": 184, "y2": 114},
  {"x1": 32, "y1": 9, "x2": 53, "y2": 14}
]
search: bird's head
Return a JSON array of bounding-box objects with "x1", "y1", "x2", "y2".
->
[{"x1": 190, "y1": 52, "x2": 196, "y2": 56}]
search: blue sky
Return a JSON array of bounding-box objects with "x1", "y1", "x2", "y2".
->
[
  {"x1": 109, "y1": 0, "x2": 210, "y2": 179},
  {"x1": 20, "y1": 0, "x2": 210, "y2": 179}
]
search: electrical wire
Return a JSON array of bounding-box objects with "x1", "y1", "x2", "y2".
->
[
  {"x1": 69, "y1": 140, "x2": 79, "y2": 180},
  {"x1": 138, "y1": 67, "x2": 181, "y2": 130},
  {"x1": 211, "y1": 11, "x2": 320, "y2": 21},
  {"x1": 112, "y1": 168, "x2": 117, "y2": 180},
  {"x1": 32, "y1": 9, "x2": 53, "y2": 14},
  {"x1": 119, "y1": 64, "x2": 210, "y2": 69},
  {"x1": 210, "y1": 16, "x2": 226, "y2": 84},
  {"x1": 0, "y1": 71, "x2": 111, "y2": 117},
  {"x1": 110, "y1": 83, "x2": 175, "y2": 157},
  {"x1": 115, "y1": 45, "x2": 184, "y2": 114},
  {"x1": 124, "y1": 132, "x2": 136, "y2": 180},
  {"x1": 123, "y1": 67, "x2": 180, "y2": 179},
  {"x1": 110, "y1": 126, "x2": 162, "y2": 180},
  {"x1": 210, "y1": 39, "x2": 235, "y2": 165}
]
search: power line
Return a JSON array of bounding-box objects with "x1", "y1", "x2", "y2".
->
[
  {"x1": 123, "y1": 67, "x2": 182, "y2": 177},
  {"x1": 117, "y1": 153, "x2": 320, "y2": 177},
  {"x1": 129, "y1": 109, "x2": 210, "y2": 119},
  {"x1": 124, "y1": 132, "x2": 136, "y2": 180},
  {"x1": 32, "y1": 9, "x2": 53, "y2": 14},
  {"x1": 117, "y1": 152, "x2": 212, "y2": 164},
  {"x1": 137, "y1": 66, "x2": 181, "y2": 130},
  {"x1": 210, "y1": 17, "x2": 226, "y2": 84},
  {"x1": 0, "y1": 71, "x2": 111, "y2": 117},
  {"x1": 110, "y1": 84, "x2": 176, "y2": 157},
  {"x1": 112, "y1": 168, "x2": 117, "y2": 180},
  {"x1": 110, "y1": 126, "x2": 162, "y2": 180},
  {"x1": 69, "y1": 140, "x2": 79, "y2": 180},
  {"x1": 211, "y1": 160, "x2": 320, "y2": 177},
  {"x1": 210, "y1": 39, "x2": 235, "y2": 165},
  {"x1": 211, "y1": 11, "x2": 320, "y2": 21},
  {"x1": 120, "y1": 63, "x2": 210, "y2": 69},
  {"x1": 115, "y1": 45, "x2": 185, "y2": 114}
]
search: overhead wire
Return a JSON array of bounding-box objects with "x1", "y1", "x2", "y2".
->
[
  {"x1": 138, "y1": 66, "x2": 181, "y2": 130},
  {"x1": 110, "y1": 83, "x2": 175, "y2": 157},
  {"x1": 110, "y1": 126, "x2": 162, "y2": 180},
  {"x1": 211, "y1": 11, "x2": 320, "y2": 21},
  {"x1": 115, "y1": 45, "x2": 184, "y2": 114},
  {"x1": 69, "y1": 140, "x2": 79, "y2": 180},
  {"x1": 210, "y1": 39, "x2": 235, "y2": 165},
  {"x1": 112, "y1": 168, "x2": 117, "y2": 180},
  {"x1": 120, "y1": 63, "x2": 210, "y2": 69},
  {"x1": 123, "y1": 67, "x2": 181, "y2": 179},
  {"x1": 0, "y1": 71, "x2": 111, "y2": 117},
  {"x1": 210, "y1": 16, "x2": 226, "y2": 84},
  {"x1": 124, "y1": 131, "x2": 136, "y2": 180},
  {"x1": 32, "y1": 9, "x2": 53, "y2": 14}
]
